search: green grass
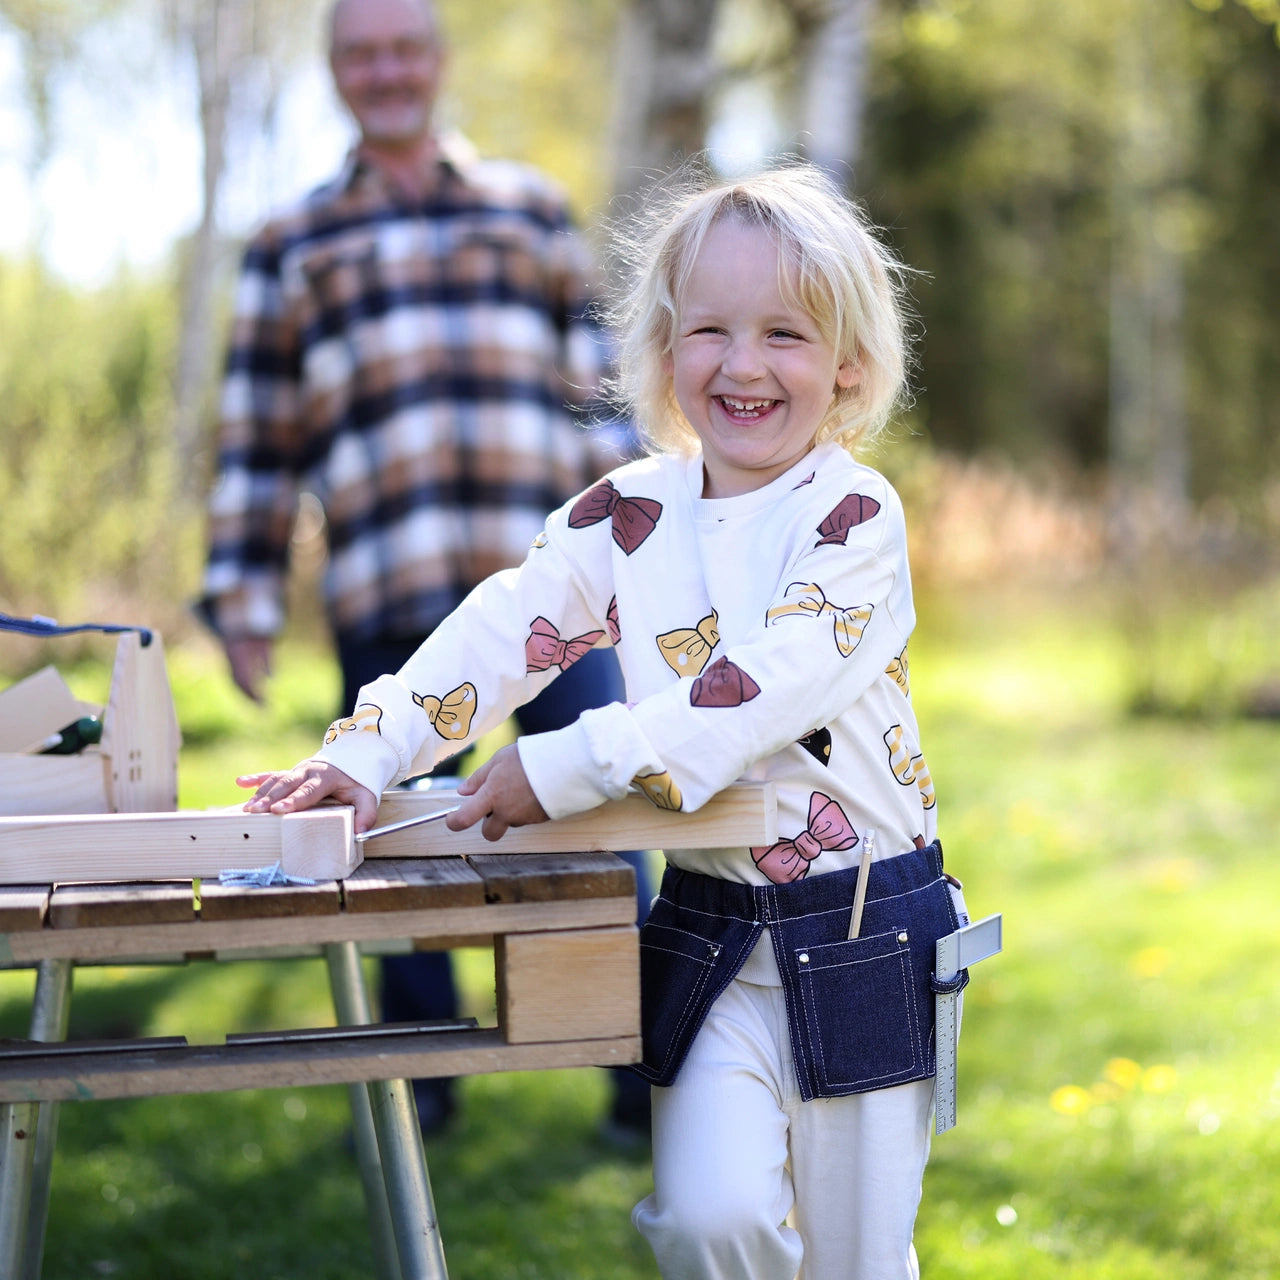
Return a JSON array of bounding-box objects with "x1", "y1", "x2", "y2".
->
[{"x1": 4, "y1": 603, "x2": 1278, "y2": 1278}]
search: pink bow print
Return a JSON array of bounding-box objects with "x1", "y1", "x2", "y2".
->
[
  {"x1": 750, "y1": 791, "x2": 859, "y2": 884},
  {"x1": 525, "y1": 616, "x2": 604, "y2": 673}
]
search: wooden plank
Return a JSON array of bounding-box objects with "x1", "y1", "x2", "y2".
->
[
  {"x1": 0, "y1": 666, "x2": 85, "y2": 752},
  {"x1": 279, "y1": 808, "x2": 360, "y2": 879},
  {"x1": 0, "y1": 886, "x2": 50, "y2": 932},
  {"x1": 101, "y1": 632, "x2": 181, "y2": 813},
  {"x1": 469, "y1": 852, "x2": 636, "y2": 905},
  {"x1": 0, "y1": 1027, "x2": 641, "y2": 1103},
  {"x1": 0, "y1": 754, "x2": 110, "y2": 817},
  {"x1": 0, "y1": 807, "x2": 359, "y2": 885},
  {"x1": 341, "y1": 857, "x2": 485, "y2": 913},
  {"x1": 198, "y1": 879, "x2": 341, "y2": 922},
  {"x1": 0, "y1": 811, "x2": 287, "y2": 882},
  {"x1": 48, "y1": 882, "x2": 195, "y2": 929},
  {"x1": 497, "y1": 926, "x2": 640, "y2": 1044},
  {"x1": 367, "y1": 780, "x2": 777, "y2": 857},
  {"x1": 7, "y1": 897, "x2": 636, "y2": 964}
]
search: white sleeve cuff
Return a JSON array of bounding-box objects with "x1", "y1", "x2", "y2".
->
[
  {"x1": 315, "y1": 734, "x2": 403, "y2": 801},
  {"x1": 518, "y1": 703, "x2": 657, "y2": 821}
]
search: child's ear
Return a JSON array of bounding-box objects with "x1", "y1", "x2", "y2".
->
[
  {"x1": 661, "y1": 350, "x2": 674, "y2": 376},
  {"x1": 836, "y1": 360, "x2": 862, "y2": 390}
]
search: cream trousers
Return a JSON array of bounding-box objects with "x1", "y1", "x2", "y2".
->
[{"x1": 633, "y1": 970, "x2": 935, "y2": 1280}]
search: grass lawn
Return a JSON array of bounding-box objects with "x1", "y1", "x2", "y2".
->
[{"x1": 3, "y1": 599, "x2": 1277, "y2": 1278}]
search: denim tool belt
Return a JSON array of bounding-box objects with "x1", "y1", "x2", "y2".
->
[{"x1": 635, "y1": 841, "x2": 966, "y2": 1100}]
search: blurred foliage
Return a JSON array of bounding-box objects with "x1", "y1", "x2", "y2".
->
[
  {"x1": 865, "y1": 0, "x2": 1280, "y2": 519},
  {"x1": 0, "y1": 256, "x2": 200, "y2": 631},
  {"x1": 1, "y1": 0, "x2": 1279, "y2": 700}
]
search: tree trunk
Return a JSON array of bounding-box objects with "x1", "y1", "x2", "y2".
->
[
  {"x1": 608, "y1": 0, "x2": 722, "y2": 198},
  {"x1": 171, "y1": 0, "x2": 248, "y2": 501},
  {"x1": 792, "y1": 0, "x2": 876, "y2": 182}
]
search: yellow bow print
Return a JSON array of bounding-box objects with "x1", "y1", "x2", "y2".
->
[
  {"x1": 656, "y1": 609, "x2": 720, "y2": 677},
  {"x1": 633, "y1": 770, "x2": 683, "y2": 811},
  {"x1": 412, "y1": 682, "x2": 478, "y2": 741},
  {"x1": 324, "y1": 702, "x2": 383, "y2": 744},
  {"x1": 885, "y1": 644, "x2": 911, "y2": 697},
  {"x1": 765, "y1": 583, "x2": 873, "y2": 658}
]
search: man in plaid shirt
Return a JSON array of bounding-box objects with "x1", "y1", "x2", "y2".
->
[{"x1": 200, "y1": 0, "x2": 650, "y2": 1141}]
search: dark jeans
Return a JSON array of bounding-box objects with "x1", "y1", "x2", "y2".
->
[{"x1": 338, "y1": 637, "x2": 654, "y2": 1124}]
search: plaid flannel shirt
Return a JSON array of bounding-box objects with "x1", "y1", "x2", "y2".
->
[{"x1": 201, "y1": 144, "x2": 607, "y2": 645}]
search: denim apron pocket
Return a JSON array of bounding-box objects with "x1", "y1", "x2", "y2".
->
[
  {"x1": 637, "y1": 896, "x2": 742, "y2": 1084},
  {"x1": 790, "y1": 927, "x2": 927, "y2": 1094}
]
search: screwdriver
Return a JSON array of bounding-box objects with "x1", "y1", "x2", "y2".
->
[{"x1": 36, "y1": 715, "x2": 103, "y2": 755}]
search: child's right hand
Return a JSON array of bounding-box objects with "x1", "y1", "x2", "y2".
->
[{"x1": 237, "y1": 759, "x2": 379, "y2": 833}]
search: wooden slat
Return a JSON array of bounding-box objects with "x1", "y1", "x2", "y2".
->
[
  {"x1": 48, "y1": 882, "x2": 195, "y2": 929},
  {"x1": 0, "y1": 886, "x2": 50, "y2": 932},
  {"x1": 3, "y1": 896, "x2": 636, "y2": 964},
  {"x1": 367, "y1": 781, "x2": 777, "y2": 857},
  {"x1": 341, "y1": 857, "x2": 485, "y2": 913},
  {"x1": 198, "y1": 880, "x2": 342, "y2": 922},
  {"x1": 0, "y1": 1027, "x2": 642, "y2": 1103},
  {"x1": 469, "y1": 852, "x2": 636, "y2": 904}
]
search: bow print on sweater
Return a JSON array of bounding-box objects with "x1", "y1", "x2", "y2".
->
[
  {"x1": 325, "y1": 702, "x2": 382, "y2": 744},
  {"x1": 815, "y1": 493, "x2": 881, "y2": 547},
  {"x1": 525, "y1": 617, "x2": 604, "y2": 673},
  {"x1": 689, "y1": 656, "x2": 761, "y2": 708},
  {"x1": 656, "y1": 609, "x2": 720, "y2": 677},
  {"x1": 765, "y1": 582, "x2": 873, "y2": 657},
  {"x1": 568, "y1": 479, "x2": 662, "y2": 554},
  {"x1": 412, "y1": 683, "x2": 478, "y2": 741},
  {"x1": 750, "y1": 790, "x2": 859, "y2": 884}
]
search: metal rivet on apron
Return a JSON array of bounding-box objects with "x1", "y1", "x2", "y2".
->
[
  {"x1": 897, "y1": 931, "x2": 909, "y2": 943},
  {"x1": 798, "y1": 952, "x2": 810, "y2": 964}
]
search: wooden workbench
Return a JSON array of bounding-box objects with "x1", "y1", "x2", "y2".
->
[{"x1": 0, "y1": 850, "x2": 641, "y2": 1280}]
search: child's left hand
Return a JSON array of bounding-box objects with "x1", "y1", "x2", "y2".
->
[{"x1": 447, "y1": 743, "x2": 548, "y2": 842}]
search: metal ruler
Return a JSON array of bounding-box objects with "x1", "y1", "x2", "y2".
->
[{"x1": 934, "y1": 913, "x2": 1002, "y2": 1134}]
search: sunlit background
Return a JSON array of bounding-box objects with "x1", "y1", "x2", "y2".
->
[{"x1": 1, "y1": 1, "x2": 1278, "y2": 1277}]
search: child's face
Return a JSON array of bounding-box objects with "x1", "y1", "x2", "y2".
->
[{"x1": 666, "y1": 218, "x2": 858, "y2": 499}]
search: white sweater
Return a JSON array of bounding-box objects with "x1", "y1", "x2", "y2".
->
[{"x1": 317, "y1": 441, "x2": 937, "y2": 886}]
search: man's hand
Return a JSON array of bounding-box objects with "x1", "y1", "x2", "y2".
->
[
  {"x1": 447, "y1": 743, "x2": 548, "y2": 842},
  {"x1": 238, "y1": 758, "x2": 379, "y2": 833},
  {"x1": 225, "y1": 636, "x2": 273, "y2": 704}
]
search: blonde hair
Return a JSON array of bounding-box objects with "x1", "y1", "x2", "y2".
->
[{"x1": 605, "y1": 161, "x2": 915, "y2": 457}]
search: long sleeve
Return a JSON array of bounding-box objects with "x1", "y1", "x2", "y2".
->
[{"x1": 200, "y1": 228, "x2": 305, "y2": 639}]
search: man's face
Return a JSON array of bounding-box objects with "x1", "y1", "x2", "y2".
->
[{"x1": 330, "y1": 0, "x2": 444, "y2": 149}]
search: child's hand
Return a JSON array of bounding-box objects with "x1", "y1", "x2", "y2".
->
[
  {"x1": 447, "y1": 743, "x2": 548, "y2": 842},
  {"x1": 237, "y1": 759, "x2": 379, "y2": 833}
]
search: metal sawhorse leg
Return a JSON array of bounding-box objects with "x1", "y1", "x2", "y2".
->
[
  {"x1": 325, "y1": 942, "x2": 449, "y2": 1280},
  {"x1": 0, "y1": 950, "x2": 447, "y2": 1280},
  {"x1": 0, "y1": 958, "x2": 73, "y2": 1280}
]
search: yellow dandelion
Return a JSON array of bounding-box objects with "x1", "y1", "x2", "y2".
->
[
  {"x1": 1104, "y1": 1058, "x2": 1143, "y2": 1091},
  {"x1": 1050, "y1": 1085, "x2": 1093, "y2": 1116},
  {"x1": 1090, "y1": 1080, "x2": 1125, "y2": 1104},
  {"x1": 1142, "y1": 1064, "x2": 1178, "y2": 1094}
]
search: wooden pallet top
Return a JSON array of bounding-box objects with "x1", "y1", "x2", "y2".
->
[{"x1": 0, "y1": 852, "x2": 637, "y2": 966}]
